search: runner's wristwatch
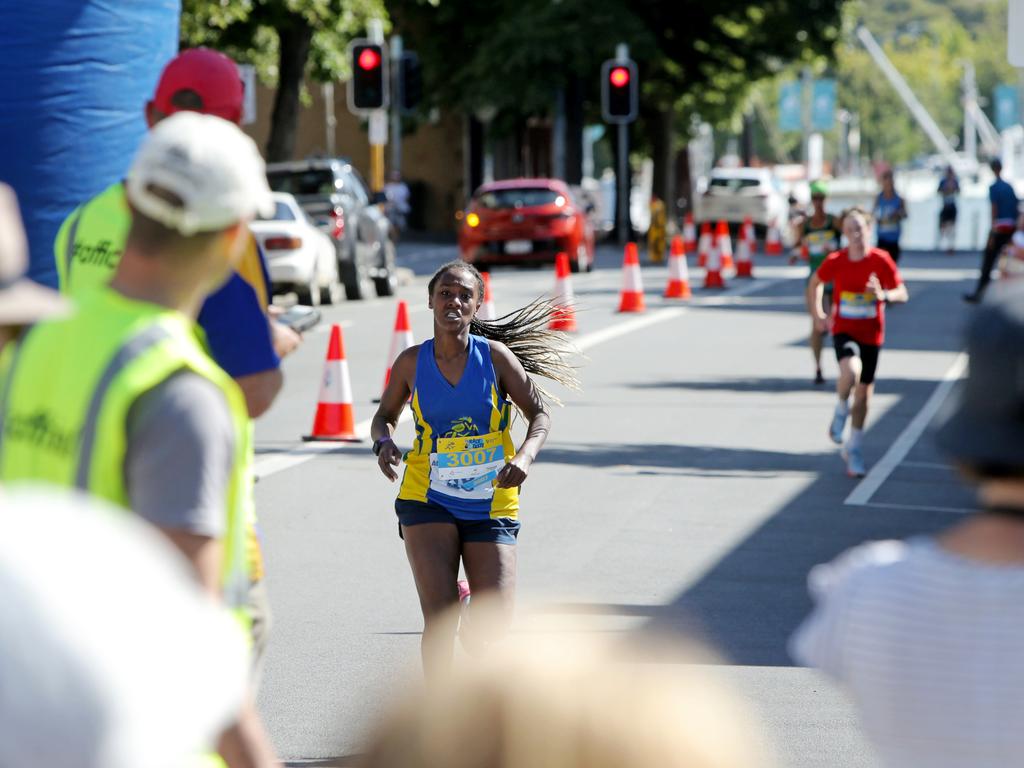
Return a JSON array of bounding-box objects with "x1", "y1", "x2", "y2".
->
[{"x1": 372, "y1": 436, "x2": 392, "y2": 456}]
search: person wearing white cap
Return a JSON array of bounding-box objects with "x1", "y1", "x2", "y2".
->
[
  {"x1": 0, "y1": 111, "x2": 278, "y2": 767},
  {"x1": 791, "y1": 280, "x2": 1024, "y2": 767},
  {"x1": 0, "y1": 183, "x2": 67, "y2": 350}
]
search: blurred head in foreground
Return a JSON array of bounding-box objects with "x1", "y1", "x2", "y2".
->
[
  {"x1": 0, "y1": 487, "x2": 248, "y2": 768},
  {"x1": 362, "y1": 609, "x2": 773, "y2": 768},
  {"x1": 935, "y1": 280, "x2": 1024, "y2": 488}
]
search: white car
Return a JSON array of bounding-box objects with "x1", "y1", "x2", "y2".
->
[
  {"x1": 694, "y1": 168, "x2": 789, "y2": 236},
  {"x1": 251, "y1": 193, "x2": 343, "y2": 306}
]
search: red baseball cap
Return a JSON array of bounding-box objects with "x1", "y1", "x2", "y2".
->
[{"x1": 152, "y1": 48, "x2": 244, "y2": 124}]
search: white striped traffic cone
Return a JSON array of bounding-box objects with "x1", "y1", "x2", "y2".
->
[
  {"x1": 549, "y1": 252, "x2": 577, "y2": 331},
  {"x1": 683, "y1": 212, "x2": 697, "y2": 253},
  {"x1": 304, "y1": 324, "x2": 361, "y2": 442},
  {"x1": 617, "y1": 243, "x2": 646, "y2": 312},
  {"x1": 381, "y1": 300, "x2": 414, "y2": 393},
  {"x1": 735, "y1": 217, "x2": 755, "y2": 278},
  {"x1": 663, "y1": 235, "x2": 692, "y2": 299},
  {"x1": 477, "y1": 271, "x2": 497, "y2": 321},
  {"x1": 704, "y1": 231, "x2": 725, "y2": 289}
]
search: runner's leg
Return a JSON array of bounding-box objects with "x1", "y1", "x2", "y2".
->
[
  {"x1": 851, "y1": 382, "x2": 872, "y2": 431},
  {"x1": 461, "y1": 541, "x2": 517, "y2": 649},
  {"x1": 401, "y1": 522, "x2": 462, "y2": 679}
]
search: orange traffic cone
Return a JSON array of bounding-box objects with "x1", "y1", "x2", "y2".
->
[
  {"x1": 716, "y1": 220, "x2": 734, "y2": 271},
  {"x1": 683, "y1": 212, "x2": 697, "y2": 253},
  {"x1": 663, "y1": 235, "x2": 692, "y2": 299},
  {"x1": 697, "y1": 222, "x2": 712, "y2": 267},
  {"x1": 304, "y1": 324, "x2": 361, "y2": 442},
  {"x1": 549, "y1": 252, "x2": 577, "y2": 331},
  {"x1": 381, "y1": 300, "x2": 414, "y2": 393},
  {"x1": 617, "y1": 243, "x2": 646, "y2": 313},
  {"x1": 735, "y1": 218, "x2": 754, "y2": 278},
  {"x1": 478, "y1": 271, "x2": 497, "y2": 321},
  {"x1": 704, "y1": 232, "x2": 726, "y2": 289},
  {"x1": 765, "y1": 219, "x2": 783, "y2": 255}
]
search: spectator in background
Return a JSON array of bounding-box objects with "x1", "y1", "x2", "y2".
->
[
  {"x1": 937, "y1": 165, "x2": 959, "y2": 255},
  {"x1": 361, "y1": 626, "x2": 775, "y2": 768},
  {"x1": 873, "y1": 169, "x2": 907, "y2": 263},
  {"x1": 384, "y1": 170, "x2": 411, "y2": 233},
  {"x1": 0, "y1": 488, "x2": 249, "y2": 768},
  {"x1": 791, "y1": 280, "x2": 1024, "y2": 767},
  {"x1": 0, "y1": 183, "x2": 67, "y2": 352},
  {"x1": 964, "y1": 158, "x2": 1019, "y2": 303}
]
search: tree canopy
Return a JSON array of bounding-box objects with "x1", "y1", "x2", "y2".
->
[{"x1": 181, "y1": 0, "x2": 389, "y2": 160}]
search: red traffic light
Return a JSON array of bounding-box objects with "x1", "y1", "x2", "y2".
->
[
  {"x1": 609, "y1": 66, "x2": 630, "y2": 88},
  {"x1": 358, "y1": 48, "x2": 381, "y2": 71}
]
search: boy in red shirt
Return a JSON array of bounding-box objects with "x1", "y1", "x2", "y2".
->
[{"x1": 807, "y1": 208, "x2": 909, "y2": 477}]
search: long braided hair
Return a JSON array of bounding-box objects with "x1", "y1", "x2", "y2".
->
[{"x1": 427, "y1": 261, "x2": 581, "y2": 404}]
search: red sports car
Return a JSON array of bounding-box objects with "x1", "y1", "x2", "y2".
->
[{"x1": 458, "y1": 179, "x2": 595, "y2": 272}]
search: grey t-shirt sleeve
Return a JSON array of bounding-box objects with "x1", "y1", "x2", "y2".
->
[{"x1": 124, "y1": 370, "x2": 235, "y2": 538}]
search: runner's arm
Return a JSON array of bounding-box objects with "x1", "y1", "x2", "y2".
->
[
  {"x1": 489, "y1": 341, "x2": 550, "y2": 489},
  {"x1": 371, "y1": 346, "x2": 417, "y2": 481}
]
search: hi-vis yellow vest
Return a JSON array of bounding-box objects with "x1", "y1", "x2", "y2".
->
[{"x1": 0, "y1": 288, "x2": 251, "y2": 621}]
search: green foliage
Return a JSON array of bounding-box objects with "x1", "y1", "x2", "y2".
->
[
  {"x1": 180, "y1": 0, "x2": 389, "y2": 86},
  {"x1": 390, "y1": 0, "x2": 844, "y2": 138}
]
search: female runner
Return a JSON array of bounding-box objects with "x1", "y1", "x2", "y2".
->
[{"x1": 371, "y1": 261, "x2": 577, "y2": 677}]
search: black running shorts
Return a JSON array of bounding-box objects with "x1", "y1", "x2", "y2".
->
[{"x1": 833, "y1": 333, "x2": 880, "y2": 385}]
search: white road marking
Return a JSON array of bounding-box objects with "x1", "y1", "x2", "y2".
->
[
  {"x1": 864, "y1": 501, "x2": 973, "y2": 515},
  {"x1": 844, "y1": 353, "x2": 968, "y2": 506},
  {"x1": 255, "y1": 276, "x2": 786, "y2": 480}
]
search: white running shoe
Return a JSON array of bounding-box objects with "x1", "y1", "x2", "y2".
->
[
  {"x1": 842, "y1": 445, "x2": 866, "y2": 478},
  {"x1": 829, "y1": 405, "x2": 849, "y2": 444}
]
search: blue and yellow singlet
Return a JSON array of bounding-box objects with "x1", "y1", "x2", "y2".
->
[{"x1": 398, "y1": 335, "x2": 518, "y2": 520}]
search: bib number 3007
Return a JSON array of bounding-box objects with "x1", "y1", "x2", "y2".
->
[{"x1": 430, "y1": 432, "x2": 506, "y2": 500}]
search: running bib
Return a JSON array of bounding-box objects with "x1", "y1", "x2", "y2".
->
[
  {"x1": 429, "y1": 431, "x2": 505, "y2": 500},
  {"x1": 806, "y1": 230, "x2": 836, "y2": 258},
  {"x1": 837, "y1": 291, "x2": 878, "y2": 320}
]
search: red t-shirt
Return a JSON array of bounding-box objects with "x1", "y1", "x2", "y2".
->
[{"x1": 816, "y1": 247, "x2": 902, "y2": 345}]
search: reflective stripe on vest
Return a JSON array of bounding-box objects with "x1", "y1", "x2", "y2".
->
[
  {"x1": 75, "y1": 324, "x2": 170, "y2": 490},
  {"x1": 63, "y1": 210, "x2": 84, "y2": 294}
]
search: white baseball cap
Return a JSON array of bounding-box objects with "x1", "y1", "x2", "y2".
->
[{"x1": 126, "y1": 111, "x2": 274, "y2": 236}]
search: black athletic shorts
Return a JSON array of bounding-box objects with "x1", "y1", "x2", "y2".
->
[
  {"x1": 877, "y1": 238, "x2": 901, "y2": 263},
  {"x1": 833, "y1": 333, "x2": 880, "y2": 385},
  {"x1": 939, "y1": 203, "x2": 957, "y2": 225}
]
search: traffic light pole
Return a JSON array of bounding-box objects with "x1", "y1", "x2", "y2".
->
[
  {"x1": 615, "y1": 44, "x2": 630, "y2": 246},
  {"x1": 390, "y1": 35, "x2": 403, "y2": 179},
  {"x1": 369, "y1": 19, "x2": 386, "y2": 193}
]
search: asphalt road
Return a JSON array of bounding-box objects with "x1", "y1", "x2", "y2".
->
[{"x1": 254, "y1": 241, "x2": 983, "y2": 766}]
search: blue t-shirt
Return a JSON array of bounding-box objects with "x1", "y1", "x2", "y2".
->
[
  {"x1": 198, "y1": 247, "x2": 279, "y2": 379},
  {"x1": 989, "y1": 178, "x2": 1019, "y2": 229},
  {"x1": 875, "y1": 192, "x2": 903, "y2": 241}
]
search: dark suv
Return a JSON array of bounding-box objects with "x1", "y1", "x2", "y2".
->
[{"x1": 266, "y1": 158, "x2": 397, "y2": 300}]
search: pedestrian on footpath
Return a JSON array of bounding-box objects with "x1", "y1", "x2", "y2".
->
[
  {"x1": 807, "y1": 208, "x2": 908, "y2": 477},
  {"x1": 53, "y1": 47, "x2": 299, "y2": 685},
  {"x1": 791, "y1": 281, "x2": 1024, "y2": 767},
  {"x1": 964, "y1": 158, "x2": 1019, "y2": 303},
  {"x1": 0, "y1": 183, "x2": 67, "y2": 352},
  {"x1": 371, "y1": 261, "x2": 578, "y2": 678},
  {"x1": 0, "y1": 112, "x2": 278, "y2": 767},
  {"x1": 791, "y1": 180, "x2": 841, "y2": 384},
  {"x1": 937, "y1": 165, "x2": 959, "y2": 255},
  {"x1": 872, "y1": 169, "x2": 907, "y2": 263}
]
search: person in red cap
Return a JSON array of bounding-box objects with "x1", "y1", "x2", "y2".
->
[
  {"x1": 149, "y1": 47, "x2": 245, "y2": 124},
  {"x1": 50, "y1": 48, "x2": 295, "y2": 765}
]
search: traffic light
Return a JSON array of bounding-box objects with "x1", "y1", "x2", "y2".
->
[
  {"x1": 348, "y1": 40, "x2": 388, "y2": 112},
  {"x1": 601, "y1": 58, "x2": 638, "y2": 123},
  {"x1": 398, "y1": 51, "x2": 423, "y2": 114}
]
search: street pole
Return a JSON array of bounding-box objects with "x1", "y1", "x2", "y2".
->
[
  {"x1": 616, "y1": 43, "x2": 630, "y2": 246},
  {"x1": 368, "y1": 19, "x2": 386, "y2": 193},
  {"x1": 390, "y1": 35, "x2": 403, "y2": 178},
  {"x1": 801, "y1": 67, "x2": 812, "y2": 169},
  {"x1": 323, "y1": 82, "x2": 336, "y2": 157}
]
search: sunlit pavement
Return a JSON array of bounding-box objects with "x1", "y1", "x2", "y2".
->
[{"x1": 255, "y1": 242, "x2": 983, "y2": 766}]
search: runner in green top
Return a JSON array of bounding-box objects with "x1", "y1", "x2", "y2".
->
[{"x1": 792, "y1": 181, "x2": 841, "y2": 384}]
